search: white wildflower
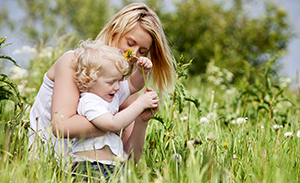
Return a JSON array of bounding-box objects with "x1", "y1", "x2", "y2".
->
[
  {"x1": 220, "y1": 84, "x2": 226, "y2": 90},
  {"x1": 264, "y1": 95, "x2": 270, "y2": 102},
  {"x1": 217, "y1": 71, "x2": 223, "y2": 77},
  {"x1": 272, "y1": 125, "x2": 283, "y2": 130},
  {"x1": 207, "y1": 112, "x2": 217, "y2": 120},
  {"x1": 12, "y1": 45, "x2": 36, "y2": 55},
  {"x1": 200, "y1": 117, "x2": 209, "y2": 124},
  {"x1": 223, "y1": 68, "x2": 234, "y2": 82},
  {"x1": 207, "y1": 65, "x2": 220, "y2": 74},
  {"x1": 39, "y1": 46, "x2": 54, "y2": 58},
  {"x1": 297, "y1": 131, "x2": 300, "y2": 138},
  {"x1": 225, "y1": 87, "x2": 237, "y2": 95},
  {"x1": 214, "y1": 78, "x2": 224, "y2": 85},
  {"x1": 236, "y1": 117, "x2": 246, "y2": 124},
  {"x1": 187, "y1": 140, "x2": 194, "y2": 149},
  {"x1": 231, "y1": 117, "x2": 246, "y2": 125},
  {"x1": 207, "y1": 132, "x2": 215, "y2": 141},
  {"x1": 10, "y1": 66, "x2": 29, "y2": 80},
  {"x1": 261, "y1": 126, "x2": 264, "y2": 131},
  {"x1": 213, "y1": 102, "x2": 218, "y2": 109},
  {"x1": 279, "y1": 77, "x2": 292, "y2": 88},
  {"x1": 208, "y1": 75, "x2": 216, "y2": 82},
  {"x1": 171, "y1": 153, "x2": 182, "y2": 163},
  {"x1": 284, "y1": 132, "x2": 293, "y2": 137},
  {"x1": 180, "y1": 116, "x2": 188, "y2": 122}
]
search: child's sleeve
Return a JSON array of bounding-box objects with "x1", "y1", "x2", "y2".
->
[{"x1": 78, "y1": 93, "x2": 110, "y2": 121}]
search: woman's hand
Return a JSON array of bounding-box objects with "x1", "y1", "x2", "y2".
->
[{"x1": 136, "y1": 57, "x2": 152, "y2": 74}]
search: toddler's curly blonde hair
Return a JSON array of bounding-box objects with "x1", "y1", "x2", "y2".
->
[{"x1": 72, "y1": 39, "x2": 128, "y2": 92}]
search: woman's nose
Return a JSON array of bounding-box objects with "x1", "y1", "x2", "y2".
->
[{"x1": 132, "y1": 46, "x2": 139, "y2": 57}]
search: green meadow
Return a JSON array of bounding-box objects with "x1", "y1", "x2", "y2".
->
[
  {"x1": 1, "y1": 0, "x2": 299, "y2": 182},
  {"x1": 1, "y1": 35, "x2": 299, "y2": 182}
]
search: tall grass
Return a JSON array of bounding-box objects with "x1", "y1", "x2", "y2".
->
[{"x1": 1, "y1": 36, "x2": 300, "y2": 182}]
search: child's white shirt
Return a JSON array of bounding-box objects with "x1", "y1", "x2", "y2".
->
[{"x1": 72, "y1": 80, "x2": 130, "y2": 162}]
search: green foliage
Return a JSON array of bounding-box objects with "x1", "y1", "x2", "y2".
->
[
  {"x1": 1, "y1": 48, "x2": 300, "y2": 181},
  {"x1": 15, "y1": 0, "x2": 113, "y2": 44},
  {"x1": 161, "y1": 0, "x2": 294, "y2": 79},
  {"x1": 1, "y1": 1, "x2": 300, "y2": 182},
  {"x1": 0, "y1": 37, "x2": 22, "y2": 111},
  {"x1": 0, "y1": 37, "x2": 19, "y2": 68}
]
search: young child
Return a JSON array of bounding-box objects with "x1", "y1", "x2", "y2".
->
[{"x1": 70, "y1": 39, "x2": 158, "y2": 180}]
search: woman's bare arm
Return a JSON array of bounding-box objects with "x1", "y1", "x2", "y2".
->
[
  {"x1": 122, "y1": 89, "x2": 159, "y2": 164},
  {"x1": 50, "y1": 51, "x2": 106, "y2": 138}
]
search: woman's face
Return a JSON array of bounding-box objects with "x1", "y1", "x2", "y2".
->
[{"x1": 116, "y1": 24, "x2": 153, "y2": 65}]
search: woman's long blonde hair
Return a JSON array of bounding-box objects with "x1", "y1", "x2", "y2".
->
[{"x1": 96, "y1": 3, "x2": 175, "y2": 94}]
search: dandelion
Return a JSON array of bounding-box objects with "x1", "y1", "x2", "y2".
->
[
  {"x1": 207, "y1": 112, "x2": 217, "y2": 120},
  {"x1": 180, "y1": 116, "x2": 188, "y2": 122},
  {"x1": 171, "y1": 153, "x2": 182, "y2": 163},
  {"x1": 272, "y1": 124, "x2": 283, "y2": 130},
  {"x1": 231, "y1": 117, "x2": 246, "y2": 125},
  {"x1": 194, "y1": 137, "x2": 202, "y2": 145},
  {"x1": 200, "y1": 117, "x2": 209, "y2": 124},
  {"x1": 297, "y1": 131, "x2": 300, "y2": 138},
  {"x1": 284, "y1": 132, "x2": 293, "y2": 137},
  {"x1": 223, "y1": 142, "x2": 229, "y2": 147},
  {"x1": 124, "y1": 48, "x2": 136, "y2": 62},
  {"x1": 124, "y1": 49, "x2": 153, "y2": 114},
  {"x1": 236, "y1": 117, "x2": 246, "y2": 124},
  {"x1": 207, "y1": 132, "x2": 215, "y2": 141},
  {"x1": 187, "y1": 140, "x2": 194, "y2": 149}
]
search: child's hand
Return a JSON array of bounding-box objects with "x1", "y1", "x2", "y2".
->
[
  {"x1": 136, "y1": 88, "x2": 159, "y2": 109},
  {"x1": 138, "y1": 88, "x2": 159, "y2": 121},
  {"x1": 136, "y1": 57, "x2": 152, "y2": 74}
]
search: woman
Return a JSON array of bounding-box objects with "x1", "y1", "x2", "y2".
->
[{"x1": 29, "y1": 3, "x2": 175, "y2": 164}]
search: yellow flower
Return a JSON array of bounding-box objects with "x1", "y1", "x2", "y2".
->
[
  {"x1": 223, "y1": 142, "x2": 229, "y2": 147},
  {"x1": 168, "y1": 131, "x2": 174, "y2": 135},
  {"x1": 124, "y1": 48, "x2": 135, "y2": 61}
]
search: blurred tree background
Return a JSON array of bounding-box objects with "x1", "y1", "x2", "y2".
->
[{"x1": 0, "y1": 0, "x2": 295, "y2": 86}]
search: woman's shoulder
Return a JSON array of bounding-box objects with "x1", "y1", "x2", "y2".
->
[
  {"x1": 59, "y1": 50, "x2": 76, "y2": 62},
  {"x1": 46, "y1": 50, "x2": 76, "y2": 81}
]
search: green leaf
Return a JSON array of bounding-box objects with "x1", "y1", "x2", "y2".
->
[
  {"x1": 0, "y1": 55, "x2": 19, "y2": 67},
  {"x1": 0, "y1": 74, "x2": 22, "y2": 106},
  {"x1": 184, "y1": 95, "x2": 202, "y2": 117}
]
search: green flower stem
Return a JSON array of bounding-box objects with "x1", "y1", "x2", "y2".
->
[{"x1": 142, "y1": 66, "x2": 154, "y2": 115}]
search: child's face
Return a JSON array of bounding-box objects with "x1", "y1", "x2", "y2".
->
[
  {"x1": 88, "y1": 64, "x2": 124, "y2": 103},
  {"x1": 117, "y1": 24, "x2": 152, "y2": 65}
]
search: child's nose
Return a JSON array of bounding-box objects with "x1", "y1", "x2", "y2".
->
[{"x1": 114, "y1": 82, "x2": 120, "y2": 91}]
